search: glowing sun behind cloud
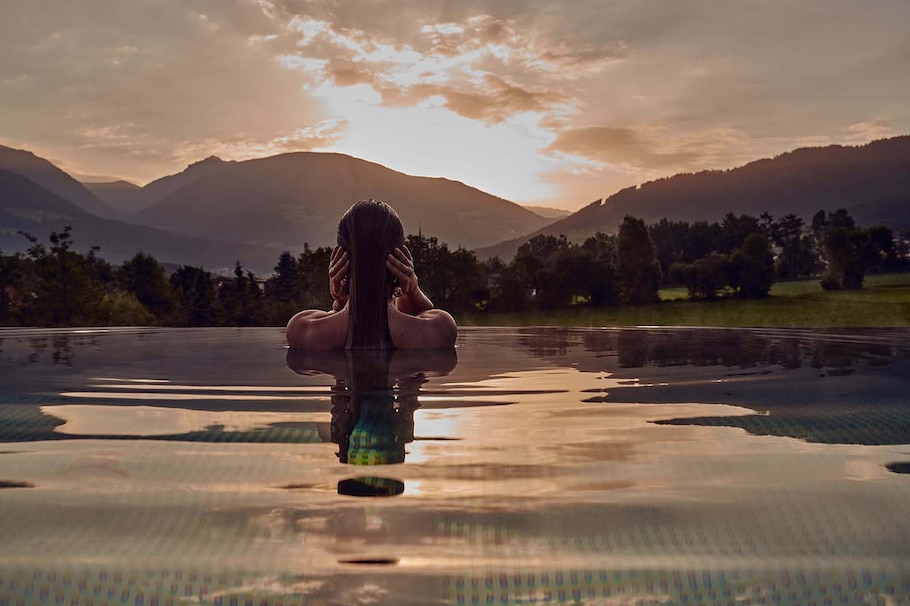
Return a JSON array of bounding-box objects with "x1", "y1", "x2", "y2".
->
[
  {"x1": 267, "y1": 13, "x2": 593, "y2": 203},
  {"x1": 0, "y1": 1, "x2": 907, "y2": 210}
]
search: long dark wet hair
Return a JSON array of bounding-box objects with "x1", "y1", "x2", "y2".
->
[{"x1": 337, "y1": 200, "x2": 405, "y2": 350}]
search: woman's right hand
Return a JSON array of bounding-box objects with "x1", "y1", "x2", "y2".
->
[{"x1": 329, "y1": 246, "x2": 350, "y2": 311}]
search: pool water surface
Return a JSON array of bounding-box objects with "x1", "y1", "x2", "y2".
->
[{"x1": 0, "y1": 326, "x2": 908, "y2": 605}]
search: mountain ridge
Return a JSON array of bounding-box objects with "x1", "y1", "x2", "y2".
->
[
  {"x1": 0, "y1": 169, "x2": 284, "y2": 272},
  {"x1": 0, "y1": 144, "x2": 120, "y2": 218},
  {"x1": 477, "y1": 136, "x2": 910, "y2": 260},
  {"x1": 132, "y1": 150, "x2": 552, "y2": 251}
]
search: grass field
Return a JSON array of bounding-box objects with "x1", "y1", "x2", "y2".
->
[{"x1": 461, "y1": 272, "x2": 910, "y2": 327}]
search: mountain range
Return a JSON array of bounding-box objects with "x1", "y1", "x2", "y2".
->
[
  {"x1": 0, "y1": 146, "x2": 551, "y2": 271},
  {"x1": 85, "y1": 156, "x2": 235, "y2": 214},
  {"x1": 0, "y1": 168, "x2": 282, "y2": 270},
  {"x1": 2, "y1": 136, "x2": 909, "y2": 271},
  {"x1": 0, "y1": 145, "x2": 119, "y2": 219},
  {"x1": 128, "y1": 152, "x2": 551, "y2": 251},
  {"x1": 478, "y1": 136, "x2": 910, "y2": 260}
]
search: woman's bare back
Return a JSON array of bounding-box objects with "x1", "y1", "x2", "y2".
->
[{"x1": 286, "y1": 304, "x2": 456, "y2": 350}]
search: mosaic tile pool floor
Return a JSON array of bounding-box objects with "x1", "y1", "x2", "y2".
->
[{"x1": 0, "y1": 327, "x2": 908, "y2": 605}]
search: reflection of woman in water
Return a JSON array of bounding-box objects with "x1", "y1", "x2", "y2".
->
[
  {"x1": 286, "y1": 200, "x2": 457, "y2": 350},
  {"x1": 287, "y1": 348, "x2": 457, "y2": 465}
]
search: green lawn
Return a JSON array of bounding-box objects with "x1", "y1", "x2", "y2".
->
[{"x1": 461, "y1": 273, "x2": 910, "y2": 327}]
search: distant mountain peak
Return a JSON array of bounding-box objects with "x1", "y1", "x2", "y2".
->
[
  {"x1": 131, "y1": 150, "x2": 552, "y2": 251},
  {"x1": 0, "y1": 144, "x2": 119, "y2": 218},
  {"x1": 188, "y1": 155, "x2": 226, "y2": 168}
]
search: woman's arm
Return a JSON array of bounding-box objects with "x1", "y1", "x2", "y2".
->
[
  {"x1": 386, "y1": 246, "x2": 433, "y2": 315},
  {"x1": 388, "y1": 308, "x2": 458, "y2": 349},
  {"x1": 285, "y1": 247, "x2": 350, "y2": 349},
  {"x1": 285, "y1": 308, "x2": 349, "y2": 349},
  {"x1": 385, "y1": 245, "x2": 457, "y2": 348}
]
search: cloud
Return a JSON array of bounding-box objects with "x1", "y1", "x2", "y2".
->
[
  {"x1": 1, "y1": 0, "x2": 908, "y2": 207},
  {"x1": 547, "y1": 126, "x2": 704, "y2": 171},
  {"x1": 403, "y1": 75, "x2": 565, "y2": 123},
  {"x1": 274, "y1": 11, "x2": 615, "y2": 124}
]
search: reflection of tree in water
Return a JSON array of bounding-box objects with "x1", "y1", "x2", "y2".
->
[
  {"x1": 517, "y1": 327, "x2": 579, "y2": 358},
  {"x1": 573, "y1": 328, "x2": 901, "y2": 373},
  {"x1": 26, "y1": 334, "x2": 78, "y2": 366},
  {"x1": 0, "y1": 348, "x2": 455, "y2": 452},
  {"x1": 516, "y1": 328, "x2": 910, "y2": 446}
]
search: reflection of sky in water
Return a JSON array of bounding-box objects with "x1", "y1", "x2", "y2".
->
[{"x1": 0, "y1": 327, "x2": 909, "y2": 604}]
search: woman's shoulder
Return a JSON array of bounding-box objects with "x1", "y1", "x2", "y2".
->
[
  {"x1": 388, "y1": 306, "x2": 457, "y2": 350},
  {"x1": 286, "y1": 308, "x2": 349, "y2": 350}
]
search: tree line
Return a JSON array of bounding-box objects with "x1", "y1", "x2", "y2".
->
[{"x1": 0, "y1": 208, "x2": 905, "y2": 327}]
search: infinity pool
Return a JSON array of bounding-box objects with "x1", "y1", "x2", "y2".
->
[{"x1": 0, "y1": 327, "x2": 908, "y2": 605}]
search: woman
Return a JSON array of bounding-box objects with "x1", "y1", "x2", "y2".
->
[{"x1": 286, "y1": 200, "x2": 457, "y2": 350}]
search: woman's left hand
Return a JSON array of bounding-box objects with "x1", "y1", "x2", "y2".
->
[{"x1": 386, "y1": 246, "x2": 418, "y2": 296}]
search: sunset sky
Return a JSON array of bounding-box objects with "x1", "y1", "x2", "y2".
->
[{"x1": 1, "y1": 0, "x2": 908, "y2": 210}]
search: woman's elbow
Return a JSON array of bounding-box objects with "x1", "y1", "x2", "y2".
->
[
  {"x1": 286, "y1": 310, "x2": 323, "y2": 348},
  {"x1": 432, "y1": 310, "x2": 458, "y2": 348},
  {"x1": 285, "y1": 312, "x2": 309, "y2": 348}
]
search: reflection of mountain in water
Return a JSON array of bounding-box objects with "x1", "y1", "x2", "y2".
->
[
  {"x1": 0, "y1": 347, "x2": 457, "y2": 448},
  {"x1": 517, "y1": 327, "x2": 904, "y2": 372},
  {"x1": 517, "y1": 328, "x2": 910, "y2": 446},
  {"x1": 2, "y1": 327, "x2": 909, "y2": 448}
]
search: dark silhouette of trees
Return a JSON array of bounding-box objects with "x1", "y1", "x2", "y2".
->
[
  {"x1": 616, "y1": 216, "x2": 661, "y2": 305},
  {"x1": 579, "y1": 232, "x2": 618, "y2": 306},
  {"x1": 14, "y1": 226, "x2": 109, "y2": 325},
  {"x1": 730, "y1": 232, "x2": 776, "y2": 298},
  {"x1": 670, "y1": 253, "x2": 728, "y2": 299},
  {"x1": 117, "y1": 252, "x2": 175, "y2": 320},
  {"x1": 816, "y1": 209, "x2": 895, "y2": 290},
  {"x1": 170, "y1": 266, "x2": 221, "y2": 326},
  {"x1": 219, "y1": 262, "x2": 266, "y2": 326},
  {"x1": 0, "y1": 208, "x2": 906, "y2": 328}
]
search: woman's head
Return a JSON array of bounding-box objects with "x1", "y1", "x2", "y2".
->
[{"x1": 337, "y1": 200, "x2": 405, "y2": 350}]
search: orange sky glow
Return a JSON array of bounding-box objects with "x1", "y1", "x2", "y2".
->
[{"x1": 1, "y1": 1, "x2": 908, "y2": 210}]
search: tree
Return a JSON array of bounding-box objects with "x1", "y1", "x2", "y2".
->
[
  {"x1": 446, "y1": 247, "x2": 484, "y2": 314},
  {"x1": 170, "y1": 266, "x2": 221, "y2": 326},
  {"x1": 0, "y1": 250, "x2": 24, "y2": 324},
  {"x1": 511, "y1": 235, "x2": 575, "y2": 309},
  {"x1": 730, "y1": 232, "x2": 776, "y2": 298},
  {"x1": 774, "y1": 214, "x2": 816, "y2": 279},
  {"x1": 271, "y1": 251, "x2": 303, "y2": 304},
  {"x1": 821, "y1": 226, "x2": 875, "y2": 290},
  {"x1": 719, "y1": 213, "x2": 762, "y2": 253},
  {"x1": 16, "y1": 226, "x2": 108, "y2": 325},
  {"x1": 670, "y1": 252, "x2": 728, "y2": 299},
  {"x1": 616, "y1": 216, "x2": 661, "y2": 305},
  {"x1": 580, "y1": 233, "x2": 617, "y2": 306},
  {"x1": 866, "y1": 225, "x2": 898, "y2": 272},
  {"x1": 407, "y1": 233, "x2": 455, "y2": 307},
  {"x1": 484, "y1": 256, "x2": 528, "y2": 312},
  {"x1": 117, "y1": 252, "x2": 175, "y2": 320}
]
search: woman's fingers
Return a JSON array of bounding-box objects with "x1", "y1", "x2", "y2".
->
[
  {"x1": 386, "y1": 252, "x2": 410, "y2": 275},
  {"x1": 386, "y1": 250, "x2": 416, "y2": 293},
  {"x1": 329, "y1": 251, "x2": 348, "y2": 278},
  {"x1": 399, "y1": 247, "x2": 412, "y2": 265},
  {"x1": 334, "y1": 259, "x2": 350, "y2": 281},
  {"x1": 329, "y1": 249, "x2": 349, "y2": 299}
]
